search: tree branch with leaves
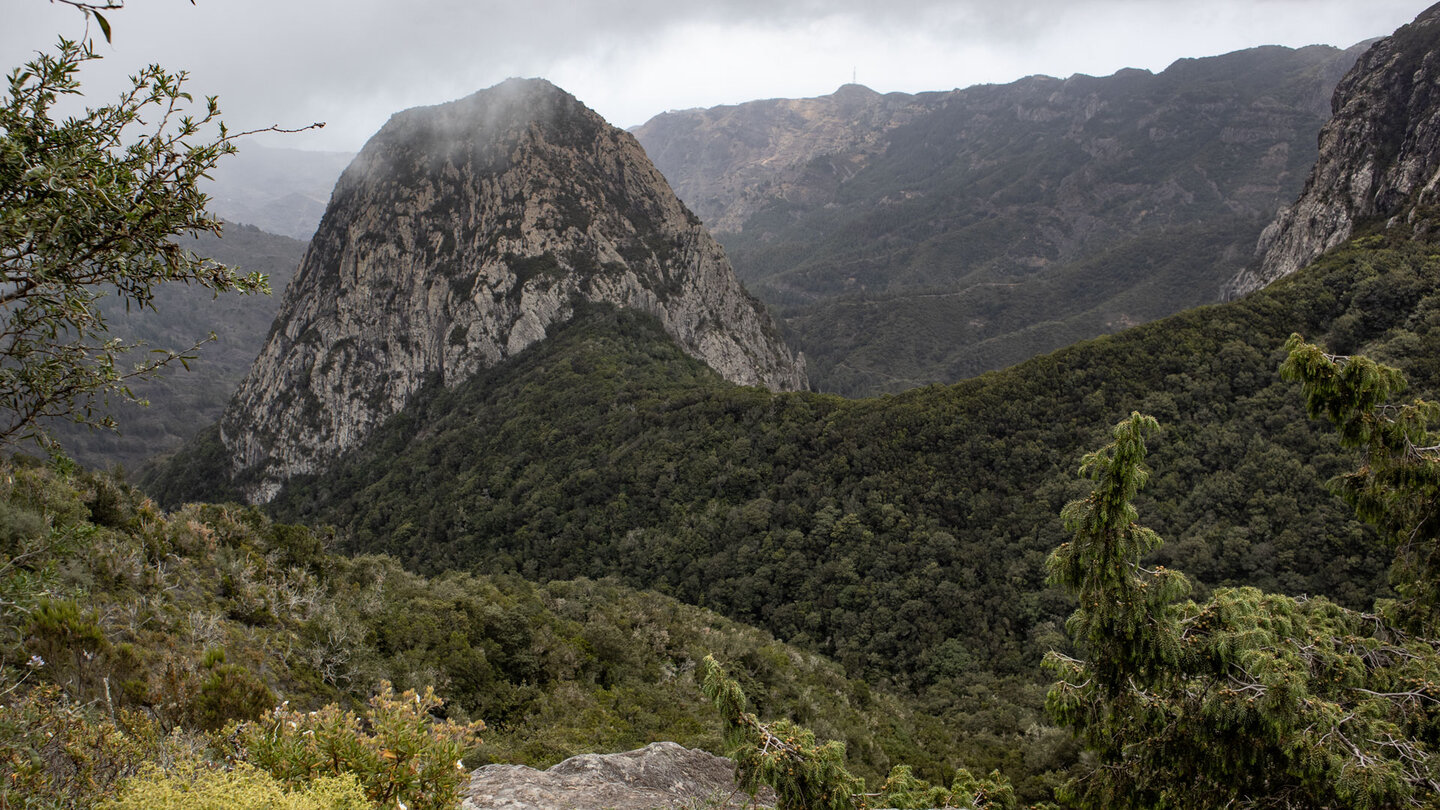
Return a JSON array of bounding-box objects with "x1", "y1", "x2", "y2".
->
[{"x1": 0, "y1": 24, "x2": 316, "y2": 453}]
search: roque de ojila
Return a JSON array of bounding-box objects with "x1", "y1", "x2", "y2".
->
[{"x1": 217, "y1": 78, "x2": 806, "y2": 503}]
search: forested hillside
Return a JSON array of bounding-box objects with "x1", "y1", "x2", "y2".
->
[
  {"x1": 14, "y1": 0, "x2": 1440, "y2": 805},
  {"x1": 4, "y1": 457, "x2": 1046, "y2": 805},
  {"x1": 635, "y1": 44, "x2": 1364, "y2": 395},
  {"x1": 146, "y1": 230, "x2": 1438, "y2": 803},
  {"x1": 45, "y1": 224, "x2": 304, "y2": 471},
  {"x1": 228, "y1": 235, "x2": 1440, "y2": 677}
]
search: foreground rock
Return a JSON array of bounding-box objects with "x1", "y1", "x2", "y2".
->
[{"x1": 462, "y1": 742, "x2": 774, "y2": 810}]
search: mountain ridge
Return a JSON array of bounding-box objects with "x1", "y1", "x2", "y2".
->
[
  {"x1": 634, "y1": 42, "x2": 1369, "y2": 395},
  {"x1": 1228, "y1": 3, "x2": 1440, "y2": 295}
]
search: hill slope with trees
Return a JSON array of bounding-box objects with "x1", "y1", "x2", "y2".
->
[{"x1": 635, "y1": 43, "x2": 1365, "y2": 395}]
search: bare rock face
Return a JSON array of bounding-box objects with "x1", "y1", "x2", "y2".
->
[
  {"x1": 218, "y1": 79, "x2": 805, "y2": 503},
  {"x1": 1227, "y1": 4, "x2": 1440, "y2": 297},
  {"x1": 461, "y1": 742, "x2": 774, "y2": 810}
]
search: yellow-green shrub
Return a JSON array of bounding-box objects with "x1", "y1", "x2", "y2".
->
[{"x1": 100, "y1": 762, "x2": 367, "y2": 810}]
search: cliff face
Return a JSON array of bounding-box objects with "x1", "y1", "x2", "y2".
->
[
  {"x1": 219, "y1": 79, "x2": 805, "y2": 503},
  {"x1": 1229, "y1": 4, "x2": 1440, "y2": 297}
]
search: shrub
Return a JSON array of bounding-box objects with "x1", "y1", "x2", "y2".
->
[
  {"x1": 100, "y1": 762, "x2": 368, "y2": 810},
  {"x1": 0, "y1": 685, "x2": 196, "y2": 808},
  {"x1": 234, "y1": 682, "x2": 484, "y2": 810},
  {"x1": 191, "y1": 663, "x2": 275, "y2": 732}
]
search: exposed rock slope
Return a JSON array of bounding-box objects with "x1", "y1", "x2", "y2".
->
[
  {"x1": 1229, "y1": 4, "x2": 1440, "y2": 297},
  {"x1": 635, "y1": 45, "x2": 1364, "y2": 395},
  {"x1": 219, "y1": 79, "x2": 805, "y2": 502},
  {"x1": 462, "y1": 742, "x2": 774, "y2": 810}
]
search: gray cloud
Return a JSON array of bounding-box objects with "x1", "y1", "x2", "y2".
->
[{"x1": 1, "y1": 0, "x2": 1427, "y2": 151}]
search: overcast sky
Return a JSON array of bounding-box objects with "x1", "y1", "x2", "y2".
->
[{"x1": 2, "y1": 0, "x2": 1429, "y2": 151}]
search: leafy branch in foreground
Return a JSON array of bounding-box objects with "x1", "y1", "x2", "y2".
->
[
  {"x1": 0, "y1": 32, "x2": 318, "y2": 453},
  {"x1": 700, "y1": 654, "x2": 1016, "y2": 810}
]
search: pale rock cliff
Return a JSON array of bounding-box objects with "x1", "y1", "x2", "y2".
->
[
  {"x1": 219, "y1": 79, "x2": 805, "y2": 502},
  {"x1": 1227, "y1": 4, "x2": 1440, "y2": 297}
]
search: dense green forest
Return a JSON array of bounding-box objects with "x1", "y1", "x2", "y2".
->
[{"x1": 159, "y1": 236, "x2": 1440, "y2": 683}]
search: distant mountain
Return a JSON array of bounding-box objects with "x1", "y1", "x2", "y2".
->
[
  {"x1": 211, "y1": 78, "x2": 805, "y2": 503},
  {"x1": 634, "y1": 44, "x2": 1366, "y2": 395},
  {"x1": 48, "y1": 223, "x2": 305, "y2": 471},
  {"x1": 203, "y1": 142, "x2": 353, "y2": 240},
  {"x1": 1229, "y1": 4, "x2": 1440, "y2": 296}
]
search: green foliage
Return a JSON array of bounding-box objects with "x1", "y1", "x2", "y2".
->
[
  {"x1": 0, "y1": 35, "x2": 270, "y2": 452},
  {"x1": 177, "y1": 239, "x2": 1440, "y2": 798},
  {"x1": 0, "y1": 685, "x2": 205, "y2": 809},
  {"x1": 701, "y1": 655, "x2": 1018, "y2": 810},
  {"x1": 0, "y1": 455, "x2": 942, "y2": 804},
  {"x1": 1046, "y1": 407, "x2": 1440, "y2": 809},
  {"x1": 1282, "y1": 334, "x2": 1440, "y2": 631},
  {"x1": 234, "y1": 683, "x2": 482, "y2": 810},
  {"x1": 702, "y1": 653, "x2": 871, "y2": 810},
  {"x1": 1047, "y1": 413, "x2": 1190, "y2": 692},
  {"x1": 191, "y1": 663, "x2": 275, "y2": 732},
  {"x1": 100, "y1": 762, "x2": 368, "y2": 810},
  {"x1": 129, "y1": 197, "x2": 1440, "y2": 803},
  {"x1": 252, "y1": 239, "x2": 1440, "y2": 695}
]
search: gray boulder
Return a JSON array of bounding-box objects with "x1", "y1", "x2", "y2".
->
[{"x1": 462, "y1": 741, "x2": 775, "y2": 810}]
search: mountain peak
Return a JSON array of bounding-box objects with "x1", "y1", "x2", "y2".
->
[{"x1": 217, "y1": 79, "x2": 805, "y2": 503}]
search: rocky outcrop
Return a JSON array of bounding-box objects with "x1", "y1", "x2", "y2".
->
[
  {"x1": 218, "y1": 79, "x2": 805, "y2": 502},
  {"x1": 1227, "y1": 4, "x2": 1440, "y2": 297},
  {"x1": 461, "y1": 742, "x2": 774, "y2": 810}
]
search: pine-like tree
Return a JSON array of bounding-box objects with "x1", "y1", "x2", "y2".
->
[{"x1": 1046, "y1": 395, "x2": 1440, "y2": 808}]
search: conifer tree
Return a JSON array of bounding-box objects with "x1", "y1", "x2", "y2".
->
[
  {"x1": 1281, "y1": 333, "x2": 1440, "y2": 632},
  {"x1": 1046, "y1": 403, "x2": 1440, "y2": 808}
]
